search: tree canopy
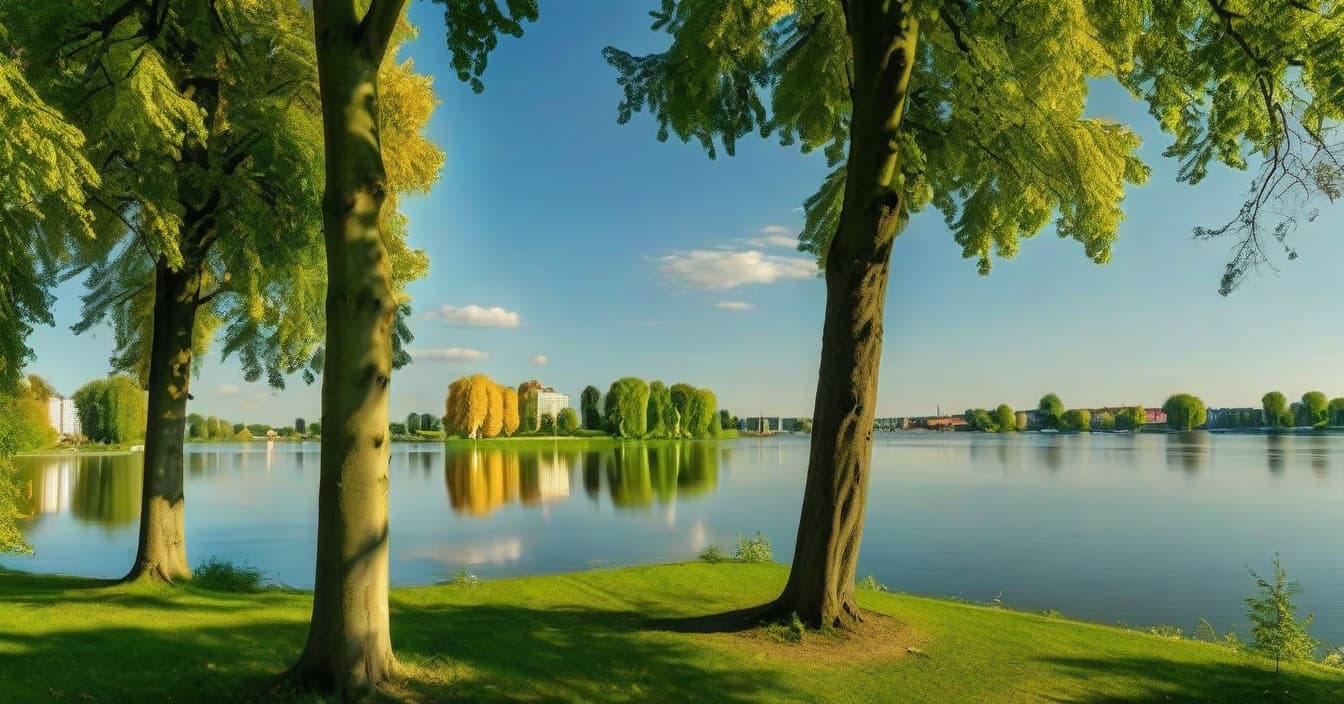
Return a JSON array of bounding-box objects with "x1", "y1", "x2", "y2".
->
[{"x1": 1163, "y1": 393, "x2": 1208, "y2": 431}]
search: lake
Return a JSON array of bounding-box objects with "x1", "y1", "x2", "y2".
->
[{"x1": 5, "y1": 432, "x2": 1344, "y2": 645}]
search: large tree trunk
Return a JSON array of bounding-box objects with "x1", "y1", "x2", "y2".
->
[
  {"x1": 123, "y1": 259, "x2": 200, "y2": 583},
  {"x1": 769, "y1": 3, "x2": 918, "y2": 630},
  {"x1": 289, "y1": 1, "x2": 404, "y2": 697}
]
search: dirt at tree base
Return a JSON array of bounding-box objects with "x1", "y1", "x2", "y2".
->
[{"x1": 703, "y1": 610, "x2": 925, "y2": 666}]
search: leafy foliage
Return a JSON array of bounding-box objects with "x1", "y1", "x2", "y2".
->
[
  {"x1": 1301, "y1": 391, "x2": 1329, "y2": 428},
  {"x1": 734, "y1": 531, "x2": 773, "y2": 563},
  {"x1": 1263, "y1": 391, "x2": 1292, "y2": 429},
  {"x1": 646, "y1": 381, "x2": 672, "y2": 438},
  {"x1": 1038, "y1": 394, "x2": 1065, "y2": 430},
  {"x1": 580, "y1": 385, "x2": 603, "y2": 430},
  {"x1": 1245, "y1": 555, "x2": 1317, "y2": 672},
  {"x1": 1060, "y1": 409, "x2": 1092, "y2": 432},
  {"x1": 606, "y1": 377, "x2": 650, "y2": 438},
  {"x1": 71, "y1": 376, "x2": 145, "y2": 445},
  {"x1": 1162, "y1": 393, "x2": 1207, "y2": 431},
  {"x1": 192, "y1": 557, "x2": 267, "y2": 593},
  {"x1": 698, "y1": 544, "x2": 727, "y2": 563},
  {"x1": 556, "y1": 407, "x2": 578, "y2": 435}
]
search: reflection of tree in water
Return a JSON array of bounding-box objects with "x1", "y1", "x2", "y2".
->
[
  {"x1": 1266, "y1": 433, "x2": 1289, "y2": 476},
  {"x1": 71, "y1": 455, "x2": 141, "y2": 525},
  {"x1": 608, "y1": 443, "x2": 719, "y2": 509},
  {"x1": 20, "y1": 455, "x2": 141, "y2": 526},
  {"x1": 1308, "y1": 433, "x2": 1329, "y2": 476},
  {"x1": 1165, "y1": 432, "x2": 1209, "y2": 473},
  {"x1": 1037, "y1": 440, "x2": 1063, "y2": 471},
  {"x1": 444, "y1": 447, "x2": 571, "y2": 516},
  {"x1": 582, "y1": 451, "x2": 602, "y2": 501}
]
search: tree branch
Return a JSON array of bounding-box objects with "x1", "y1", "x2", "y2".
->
[{"x1": 358, "y1": 0, "x2": 409, "y2": 65}]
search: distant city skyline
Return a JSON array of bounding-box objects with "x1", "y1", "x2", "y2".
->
[{"x1": 21, "y1": 1, "x2": 1344, "y2": 427}]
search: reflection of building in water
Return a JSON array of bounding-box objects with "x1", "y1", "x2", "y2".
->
[
  {"x1": 19, "y1": 455, "x2": 141, "y2": 525},
  {"x1": 445, "y1": 448, "x2": 572, "y2": 516}
]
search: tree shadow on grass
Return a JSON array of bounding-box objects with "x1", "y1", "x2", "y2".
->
[
  {"x1": 388, "y1": 600, "x2": 798, "y2": 703},
  {"x1": 1037, "y1": 655, "x2": 1344, "y2": 703}
]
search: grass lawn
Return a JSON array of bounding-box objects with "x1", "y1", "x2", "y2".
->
[{"x1": 0, "y1": 563, "x2": 1340, "y2": 703}]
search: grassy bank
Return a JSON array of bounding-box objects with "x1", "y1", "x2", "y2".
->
[{"x1": 1, "y1": 563, "x2": 1339, "y2": 703}]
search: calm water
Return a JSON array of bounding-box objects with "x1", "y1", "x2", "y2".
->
[{"x1": 5, "y1": 433, "x2": 1344, "y2": 645}]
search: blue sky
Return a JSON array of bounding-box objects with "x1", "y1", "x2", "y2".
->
[{"x1": 24, "y1": 1, "x2": 1344, "y2": 426}]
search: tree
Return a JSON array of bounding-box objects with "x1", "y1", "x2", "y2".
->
[
  {"x1": 7, "y1": 0, "x2": 439, "y2": 583},
  {"x1": 24, "y1": 375, "x2": 56, "y2": 402},
  {"x1": 419, "y1": 413, "x2": 440, "y2": 432},
  {"x1": 389, "y1": 422, "x2": 407, "y2": 437},
  {"x1": 606, "y1": 377, "x2": 651, "y2": 438},
  {"x1": 1330, "y1": 398, "x2": 1344, "y2": 427},
  {"x1": 187, "y1": 414, "x2": 207, "y2": 440},
  {"x1": 1163, "y1": 394, "x2": 1207, "y2": 431},
  {"x1": 994, "y1": 405, "x2": 1015, "y2": 433},
  {"x1": 296, "y1": 418, "x2": 308, "y2": 435},
  {"x1": 1038, "y1": 395, "x2": 1065, "y2": 431},
  {"x1": 293, "y1": 1, "x2": 536, "y2": 691},
  {"x1": 309, "y1": 421, "x2": 322, "y2": 437},
  {"x1": 556, "y1": 407, "x2": 579, "y2": 435},
  {"x1": 235, "y1": 427, "x2": 252, "y2": 441},
  {"x1": 72, "y1": 376, "x2": 146, "y2": 445},
  {"x1": 1245, "y1": 555, "x2": 1317, "y2": 674},
  {"x1": 695, "y1": 388, "x2": 718, "y2": 437},
  {"x1": 1116, "y1": 406, "x2": 1146, "y2": 431},
  {"x1": 501, "y1": 388, "x2": 520, "y2": 437},
  {"x1": 405, "y1": 413, "x2": 420, "y2": 434},
  {"x1": 647, "y1": 381, "x2": 672, "y2": 438},
  {"x1": 580, "y1": 385, "x2": 603, "y2": 430},
  {"x1": 483, "y1": 384, "x2": 505, "y2": 438},
  {"x1": 445, "y1": 375, "x2": 496, "y2": 438},
  {"x1": 539, "y1": 413, "x2": 555, "y2": 435},
  {"x1": 204, "y1": 416, "x2": 222, "y2": 441},
  {"x1": 1263, "y1": 392, "x2": 1291, "y2": 429},
  {"x1": 964, "y1": 408, "x2": 995, "y2": 432},
  {"x1": 0, "y1": 25, "x2": 99, "y2": 393},
  {"x1": 668, "y1": 383, "x2": 696, "y2": 438},
  {"x1": 719, "y1": 409, "x2": 736, "y2": 431},
  {"x1": 1301, "y1": 391, "x2": 1329, "y2": 429},
  {"x1": 1097, "y1": 411, "x2": 1116, "y2": 431},
  {"x1": 519, "y1": 380, "x2": 542, "y2": 432},
  {"x1": 1061, "y1": 409, "x2": 1092, "y2": 433}
]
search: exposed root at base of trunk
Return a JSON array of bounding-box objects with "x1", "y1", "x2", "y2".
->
[
  {"x1": 120, "y1": 560, "x2": 191, "y2": 585},
  {"x1": 273, "y1": 651, "x2": 399, "y2": 703}
]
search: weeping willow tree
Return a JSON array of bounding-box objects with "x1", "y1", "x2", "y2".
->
[
  {"x1": 290, "y1": 0, "x2": 535, "y2": 696},
  {"x1": 606, "y1": 0, "x2": 1341, "y2": 629},
  {"x1": 4, "y1": 0, "x2": 438, "y2": 582}
]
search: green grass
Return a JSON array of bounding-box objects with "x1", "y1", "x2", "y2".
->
[{"x1": 0, "y1": 563, "x2": 1340, "y2": 703}]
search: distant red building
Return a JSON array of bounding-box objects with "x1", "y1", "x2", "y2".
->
[
  {"x1": 924, "y1": 416, "x2": 969, "y2": 430},
  {"x1": 1145, "y1": 408, "x2": 1167, "y2": 425}
]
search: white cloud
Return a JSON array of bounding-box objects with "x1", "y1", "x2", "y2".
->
[
  {"x1": 659, "y1": 249, "x2": 817, "y2": 289},
  {"x1": 740, "y1": 225, "x2": 798, "y2": 249},
  {"x1": 424, "y1": 304, "x2": 520, "y2": 328},
  {"x1": 530, "y1": 355, "x2": 548, "y2": 366},
  {"x1": 715, "y1": 301, "x2": 755, "y2": 311},
  {"x1": 215, "y1": 384, "x2": 240, "y2": 396},
  {"x1": 411, "y1": 347, "x2": 489, "y2": 362}
]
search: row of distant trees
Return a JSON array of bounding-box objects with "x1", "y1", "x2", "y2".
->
[
  {"x1": 71, "y1": 376, "x2": 147, "y2": 445},
  {"x1": 970, "y1": 391, "x2": 1344, "y2": 434},
  {"x1": 186, "y1": 414, "x2": 322, "y2": 441},
  {"x1": 583, "y1": 379, "x2": 726, "y2": 439},
  {"x1": 1260, "y1": 391, "x2": 1344, "y2": 430},
  {"x1": 444, "y1": 375, "x2": 525, "y2": 439}
]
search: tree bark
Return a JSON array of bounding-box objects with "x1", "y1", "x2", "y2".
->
[
  {"x1": 288, "y1": 1, "x2": 404, "y2": 698},
  {"x1": 769, "y1": 1, "x2": 919, "y2": 630},
  {"x1": 123, "y1": 258, "x2": 200, "y2": 583}
]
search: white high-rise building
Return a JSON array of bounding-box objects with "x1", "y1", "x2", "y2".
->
[
  {"x1": 46, "y1": 397, "x2": 81, "y2": 436},
  {"x1": 536, "y1": 389, "x2": 570, "y2": 420}
]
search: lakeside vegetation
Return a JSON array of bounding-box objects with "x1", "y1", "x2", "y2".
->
[{"x1": 1, "y1": 562, "x2": 1339, "y2": 703}]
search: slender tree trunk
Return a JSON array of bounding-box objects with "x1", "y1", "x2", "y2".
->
[
  {"x1": 123, "y1": 259, "x2": 200, "y2": 583},
  {"x1": 769, "y1": 2, "x2": 919, "y2": 630},
  {"x1": 289, "y1": 1, "x2": 404, "y2": 697}
]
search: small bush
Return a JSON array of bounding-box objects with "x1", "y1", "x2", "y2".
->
[
  {"x1": 192, "y1": 557, "x2": 266, "y2": 592},
  {"x1": 698, "y1": 545, "x2": 727, "y2": 563},
  {"x1": 855, "y1": 575, "x2": 888, "y2": 592},
  {"x1": 764, "y1": 612, "x2": 806, "y2": 644},
  {"x1": 734, "y1": 532, "x2": 773, "y2": 563},
  {"x1": 1041, "y1": 609, "x2": 1062, "y2": 619},
  {"x1": 1321, "y1": 647, "x2": 1344, "y2": 669},
  {"x1": 446, "y1": 569, "x2": 480, "y2": 589},
  {"x1": 1147, "y1": 625, "x2": 1184, "y2": 639}
]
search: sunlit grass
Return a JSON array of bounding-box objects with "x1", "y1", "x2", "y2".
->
[{"x1": 0, "y1": 563, "x2": 1340, "y2": 702}]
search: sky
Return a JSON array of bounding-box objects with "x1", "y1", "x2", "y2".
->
[{"x1": 23, "y1": 1, "x2": 1344, "y2": 426}]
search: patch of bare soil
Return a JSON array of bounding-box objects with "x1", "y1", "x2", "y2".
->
[{"x1": 700, "y1": 610, "x2": 926, "y2": 666}]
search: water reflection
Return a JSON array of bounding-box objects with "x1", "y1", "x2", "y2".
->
[
  {"x1": 443, "y1": 443, "x2": 719, "y2": 515},
  {"x1": 1308, "y1": 433, "x2": 1329, "y2": 476},
  {"x1": 1266, "y1": 433, "x2": 1288, "y2": 476},
  {"x1": 1165, "y1": 432, "x2": 1209, "y2": 474},
  {"x1": 20, "y1": 455, "x2": 141, "y2": 526}
]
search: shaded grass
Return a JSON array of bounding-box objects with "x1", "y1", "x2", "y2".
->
[{"x1": 0, "y1": 563, "x2": 1341, "y2": 702}]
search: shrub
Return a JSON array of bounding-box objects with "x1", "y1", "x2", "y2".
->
[
  {"x1": 1321, "y1": 647, "x2": 1344, "y2": 669},
  {"x1": 698, "y1": 545, "x2": 727, "y2": 563},
  {"x1": 192, "y1": 557, "x2": 266, "y2": 592},
  {"x1": 446, "y1": 569, "x2": 480, "y2": 589},
  {"x1": 1245, "y1": 555, "x2": 1317, "y2": 672},
  {"x1": 855, "y1": 575, "x2": 888, "y2": 592},
  {"x1": 1147, "y1": 625, "x2": 1183, "y2": 639},
  {"x1": 763, "y1": 612, "x2": 806, "y2": 644},
  {"x1": 734, "y1": 532, "x2": 773, "y2": 563}
]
